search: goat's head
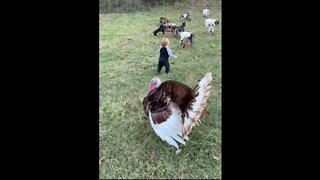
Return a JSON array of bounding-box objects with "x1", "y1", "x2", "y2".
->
[
  {"x1": 173, "y1": 30, "x2": 179, "y2": 36},
  {"x1": 159, "y1": 17, "x2": 168, "y2": 24},
  {"x1": 187, "y1": 13, "x2": 191, "y2": 21},
  {"x1": 215, "y1": 19, "x2": 219, "y2": 25},
  {"x1": 190, "y1": 32, "x2": 194, "y2": 38},
  {"x1": 208, "y1": 27, "x2": 214, "y2": 35}
]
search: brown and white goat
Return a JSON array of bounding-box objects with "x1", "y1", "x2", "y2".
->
[
  {"x1": 180, "y1": 34, "x2": 193, "y2": 48},
  {"x1": 163, "y1": 22, "x2": 177, "y2": 35},
  {"x1": 180, "y1": 37, "x2": 191, "y2": 48},
  {"x1": 154, "y1": 19, "x2": 177, "y2": 36},
  {"x1": 180, "y1": 32, "x2": 194, "y2": 42}
]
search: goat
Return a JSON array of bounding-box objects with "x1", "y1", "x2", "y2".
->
[
  {"x1": 179, "y1": 12, "x2": 191, "y2": 21},
  {"x1": 153, "y1": 21, "x2": 177, "y2": 36},
  {"x1": 173, "y1": 22, "x2": 186, "y2": 36},
  {"x1": 180, "y1": 31, "x2": 194, "y2": 42},
  {"x1": 179, "y1": 32, "x2": 194, "y2": 48},
  {"x1": 205, "y1": 18, "x2": 219, "y2": 28},
  {"x1": 203, "y1": 9, "x2": 210, "y2": 17},
  {"x1": 163, "y1": 22, "x2": 177, "y2": 34},
  {"x1": 180, "y1": 36, "x2": 192, "y2": 48},
  {"x1": 208, "y1": 26, "x2": 214, "y2": 35}
]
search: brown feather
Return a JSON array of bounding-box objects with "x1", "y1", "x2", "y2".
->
[
  {"x1": 156, "y1": 81, "x2": 197, "y2": 118},
  {"x1": 150, "y1": 108, "x2": 172, "y2": 124},
  {"x1": 143, "y1": 80, "x2": 197, "y2": 124}
]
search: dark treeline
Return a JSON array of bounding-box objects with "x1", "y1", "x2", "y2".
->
[{"x1": 99, "y1": 0, "x2": 209, "y2": 14}]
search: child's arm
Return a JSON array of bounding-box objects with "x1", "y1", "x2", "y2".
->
[{"x1": 167, "y1": 47, "x2": 177, "y2": 59}]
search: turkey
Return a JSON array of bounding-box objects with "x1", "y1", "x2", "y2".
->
[{"x1": 142, "y1": 73, "x2": 212, "y2": 151}]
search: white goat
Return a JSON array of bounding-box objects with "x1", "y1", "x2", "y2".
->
[
  {"x1": 208, "y1": 26, "x2": 214, "y2": 35},
  {"x1": 203, "y1": 9, "x2": 210, "y2": 17},
  {"x1": 205, "y1": 18, "x2": 219, "y2": 28}
]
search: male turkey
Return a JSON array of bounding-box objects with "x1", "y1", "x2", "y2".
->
[{"x1": 142, "y1": 73, "x2": 212, "y2": 151}]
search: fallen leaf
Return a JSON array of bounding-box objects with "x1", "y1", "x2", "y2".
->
[
  {"x1": 99, "y1": 157, "x2": 105, "y2": 164},
  {"x1": 213, "y1": 155, "x2": 220, "y2": 160},
  {"x1": 148, "y1": 152, "x2": 156, "y2": 161}
]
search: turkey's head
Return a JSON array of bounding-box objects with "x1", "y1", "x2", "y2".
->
[{"x1": 147, "y1": 77, "x2": 161, "y2": 94}]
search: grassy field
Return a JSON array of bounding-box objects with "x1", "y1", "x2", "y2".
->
[{"x1": 99, "y1": 1, "x2": 221, "y2": 179}]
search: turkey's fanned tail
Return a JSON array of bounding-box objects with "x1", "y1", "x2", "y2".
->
[{"x1": 182, "y1": 72, "x2": 212, "y2": 138}]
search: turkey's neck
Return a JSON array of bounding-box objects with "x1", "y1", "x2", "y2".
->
[{"x1": 148, "y1": 88, "x2": 158, "y2": 96}]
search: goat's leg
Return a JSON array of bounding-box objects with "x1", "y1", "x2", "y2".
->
[{"x1": 154, "y1": 24, "x2": 165, "y2": 35}]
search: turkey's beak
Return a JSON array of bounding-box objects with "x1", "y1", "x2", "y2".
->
[{"x1": 147, "y1": 84, "x2": 156, "y2": 94}]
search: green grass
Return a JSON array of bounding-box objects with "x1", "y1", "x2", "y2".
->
[{"x1": 99, "y1": 2, "x2": 221, "y2": 179}]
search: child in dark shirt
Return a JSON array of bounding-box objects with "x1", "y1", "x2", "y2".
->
[{"x1": 157, "y1": 37, "x2": 177, "y2": 74}]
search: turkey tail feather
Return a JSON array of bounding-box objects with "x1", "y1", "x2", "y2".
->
[{"x1": 182, "y1": 72, "x2": 212, "y2": 138}]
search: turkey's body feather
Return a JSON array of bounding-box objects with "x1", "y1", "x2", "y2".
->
[{"x1": 143, "y1": 80, "x2": 196, "y2": 123}]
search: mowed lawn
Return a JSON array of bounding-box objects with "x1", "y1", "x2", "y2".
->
[{"x1": 99, "y1": 1, "x2": 221, "y2": 179}]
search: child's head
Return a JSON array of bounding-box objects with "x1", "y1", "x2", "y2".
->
[{"x1": 161, "y1": 37, "x2": 170, "y2": 47}]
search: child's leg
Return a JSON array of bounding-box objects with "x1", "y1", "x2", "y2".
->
[
  {"x1": 165, "y1": 61, "x2": 170, "y2": 74},
  {"x1": 157, "y1": 61, "x2": 164, "y2": 73}
]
